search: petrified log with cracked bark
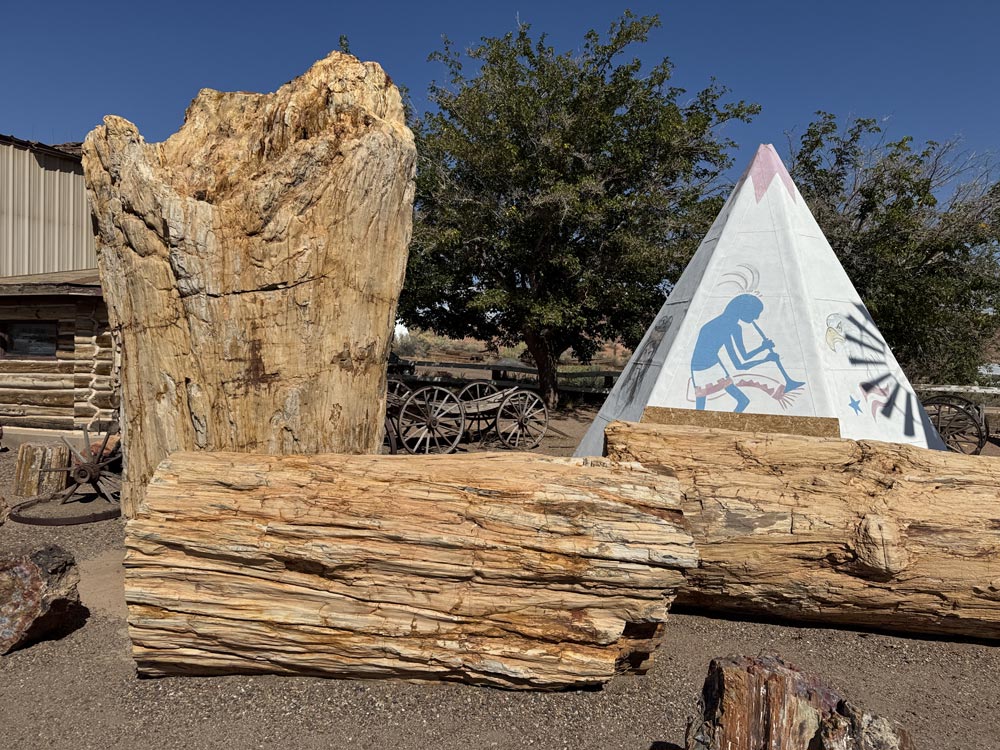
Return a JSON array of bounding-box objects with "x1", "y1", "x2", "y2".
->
[
  {"x1": 685, "y1": 656, "x2": 912, "y2": 750},
  {"x1": 125, "y1": 452, "x2": 697, "y2": 689},
  {"x1": 82, "y1": 52, "x2": 416, "y2": 517},
  {"x1": 605, "y1": 421, "x2": 1000, "y2": 639}
]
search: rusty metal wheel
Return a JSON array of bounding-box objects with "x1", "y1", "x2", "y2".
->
[
  {"x1": 397, "y1": 386, "x2": 466, "y2": 454},
  {"x1": 495, "y1": 390, "x2": 547, "y2": 450}
]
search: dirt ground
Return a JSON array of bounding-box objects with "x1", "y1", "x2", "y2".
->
[{"x1": 1, "y1": 407, "x2": 999, "y2": 750}]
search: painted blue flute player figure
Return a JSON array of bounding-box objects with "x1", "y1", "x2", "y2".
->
[{"x1": 690, "y1": 294, "x2": 805, "y2": 411}]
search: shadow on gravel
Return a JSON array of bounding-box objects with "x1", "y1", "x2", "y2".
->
[
  {"x1": 12, "y1": 601, "x2": 91, "y2": 654},
  {"x1": 671, "y1": 602, "x2": 1000, "y2": 647}
]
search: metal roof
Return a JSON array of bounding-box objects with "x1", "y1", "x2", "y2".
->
[
  {"x1": 0, "y1": 135, "x2": 97, "y2": 277},
  {"x1": 0, "y1": 134, "x2": 83, "y2": 161}
]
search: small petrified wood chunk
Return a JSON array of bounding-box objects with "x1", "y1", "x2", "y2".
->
[
  {"x1": 686, "y1": 655, "x2": 912, "y2": 750},
  {"x1": 13, "y1": 443, "x2": 70, "y2": 496},
  {"x1": 0, "y1": 545, "x2": 84, "y2": 654}
]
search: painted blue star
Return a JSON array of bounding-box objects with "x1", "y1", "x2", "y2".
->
[{"x1": 848, "y1": 396, "x2": 862, "y2": 415}]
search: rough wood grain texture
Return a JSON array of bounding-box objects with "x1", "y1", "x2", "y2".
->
[
  {"x1": 0, "y1": 416, "x2": 75, "y2": 430},
  {"x1": 125, "y1": 452, "x2": 697, "y2": 689},
  {"x1": 605, "y1": 421, "x2": 1000, "y2": 639},
  {"x1": 686, "y1": 656, "x2": 912, "y2": 750},
  {"x1": 642, "y1": 406, "x2": 840, "y2": 438},
  {"x1": 83, "y1": 52, "x2": 416, "y2": 516},
  {"x1": 14, "y1": 443, "x2": 69, "y2": 496}
]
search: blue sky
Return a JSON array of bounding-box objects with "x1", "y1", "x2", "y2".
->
[{"x1": 2, "y1": 1, "x2": 996, "y2": 172}]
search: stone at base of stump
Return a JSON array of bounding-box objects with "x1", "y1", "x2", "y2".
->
[
  {"x1": 0, "y1": 545, "x2": 84, "y2": 654},
  {"x1": 686, "y1": 655, "x2": 912, "y2": 750},
  {"x1": 14, "y1": 443, "x2": 69, "y2": 496}
]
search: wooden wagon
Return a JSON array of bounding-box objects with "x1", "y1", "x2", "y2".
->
[{"x1": 383, "y1": 380, "x2": 548, "y2": 454}]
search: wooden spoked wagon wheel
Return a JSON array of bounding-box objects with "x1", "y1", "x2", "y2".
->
[
  {"x1": 380, "y1": 417, "x2": 399, "y2": 455},
  {"x1": 388, "y1": 378, "x2": 412, "y2": 400},
  {"x1": 397, "y1": 386, "x2": 466, "y2": 454},
  {"x1": 458, "y1": 381, "x2": 498, "y2": 434},
  {"x1": 495, "y1": 390, "x2": 548, "y2": 450},
  {"x1": 921, "y1": 395, "x2": 986, "y2": 455},
  {"x1": 9, "y1": 423, "x2": 123, "y2": 526},
  {"x1": 380, "y1": 379, "x2": 413, "y2": 454}
]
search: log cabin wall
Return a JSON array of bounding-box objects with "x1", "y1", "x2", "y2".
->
[
  {"x1": 0, "y1": 294, "x2": 118, "y2": 434},
  {"x1": 71, "y1": 298, "x2": 118, "y2": 429}
]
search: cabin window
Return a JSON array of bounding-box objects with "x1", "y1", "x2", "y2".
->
[{"x1": 0, "y1": 321, "x2": 60, "y2": 358}]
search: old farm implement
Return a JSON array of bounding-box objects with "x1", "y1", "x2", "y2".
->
[
  {"x1": 384, "y1": 380, "x2": 548, "y2": 454},
  {"x1": 9, "y1": 423, "x2": 123, "y2": 525},
  {"x1": 920, "y1": 393, "x2": 989, "y2": 455}
]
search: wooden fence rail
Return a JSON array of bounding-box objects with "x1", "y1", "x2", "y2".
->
[{"x1": 403, "y1": 359, "x2": 622, "y2": 390}]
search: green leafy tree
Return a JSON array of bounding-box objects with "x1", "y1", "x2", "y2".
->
[
  {"x1": 790, "y1": 113, "x2": 1000, "y2": 384},
  {"x1": 400, "y1": 12, "x2": 758, "y2": 405}
]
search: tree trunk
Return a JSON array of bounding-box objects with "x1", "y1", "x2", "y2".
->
[
  {"x1": 82, "y1": 52, "x2": 416, "y2": 517},
  {"x1": 523, "y1": 330, "x2": 561, "y2": 408},
  {"x1": 605, "y1": 420, "x2": 1000, "y2": 640},
  {"x1": 125, "y1": 451, "x2": 697, "y2": 689}
]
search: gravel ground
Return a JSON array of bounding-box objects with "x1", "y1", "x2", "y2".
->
[{"x1": 2, "y1": 419, "x2": 999, "y2": 750}]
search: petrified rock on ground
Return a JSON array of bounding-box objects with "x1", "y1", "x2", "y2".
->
[
  {"x1": 606, "y1": 421, "x2": 1000, "y2": 640},
  {"x1": 125, "y1": 452, "x2": 697, "y2": 689},
  {"x1": 0, "y1": 545, "x2": 85, "y2": 654},
  {"x1": 14, "y1": 443, "x2": 69, "y2": 496},
  {"x1": 686, "y1": 655, "x2": 912, "y2": 750},
  {"x1": 83, "y1": 52, "x2": 416, "y2": 517}
]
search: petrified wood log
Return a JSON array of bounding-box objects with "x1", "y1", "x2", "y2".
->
[
  {"x1": 83, "y1": 52, "x2": 416, "y2": 516},
  {"x1": 125, "y1": 452, "x2": 697, "y2": 689},
  {"x1": 13, "y1": 443, "x2": 69, "y2": 496},
  {"x1": 606, "y1": 421, "x2": 1000, "y2": 639},
  {"x1": 686, "y1": 656, "x2": 912, "y2": 750}
]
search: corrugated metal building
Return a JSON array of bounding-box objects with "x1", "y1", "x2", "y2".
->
[
  {"x1": 0, "y1": 135, "x2": 117, "y2": 446},
  {"x1": 0, "y1": 135, "x2": 97, "y2": 275}
]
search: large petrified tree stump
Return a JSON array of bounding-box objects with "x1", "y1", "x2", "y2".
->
[
  {"x1": 606, "y1": 421, "x2": 1000, "y2": 640},
  {"x1": 686, "y1": 656, "x2": 912, "y2": 750},
  {"x1": 83, "y1": 52, "x2": 416, "y2": 516},
  {"x1": 125, "y1": 452, "x2": 697, "y2": 689}
]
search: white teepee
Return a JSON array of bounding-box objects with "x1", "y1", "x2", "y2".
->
[{"x1": 575, "y1": 144, "x2": 945, "y2": 455}]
